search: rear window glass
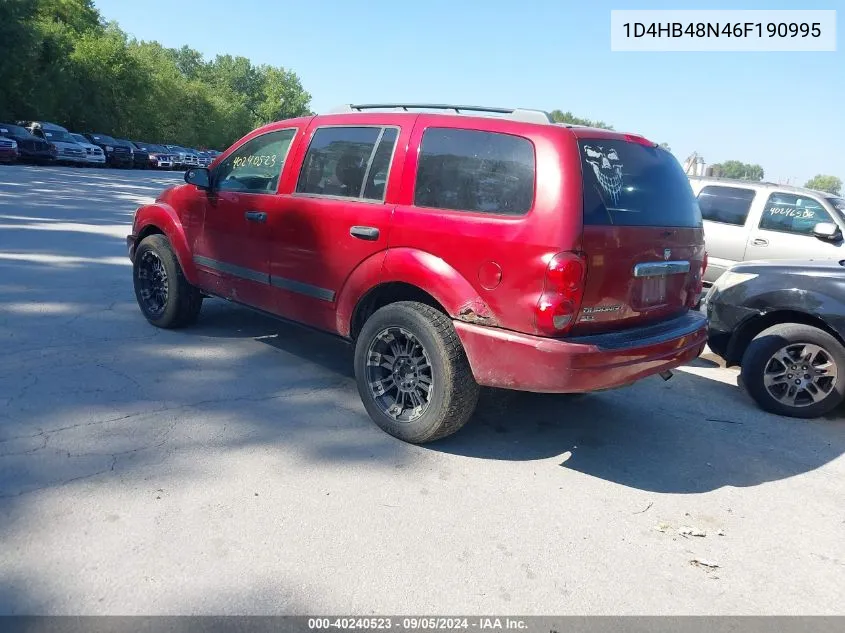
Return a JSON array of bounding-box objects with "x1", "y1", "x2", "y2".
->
[
  {"x1": 414, "y1": 128, "x2": 535, "y2": 215},
  {"x1": 697, "y1": 185, "x2": 756, "y2": 226},
  {"x1": 580, "y1": 140, "x2": 702, "y2": 227}
]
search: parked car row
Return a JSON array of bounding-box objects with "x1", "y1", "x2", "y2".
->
[{"x1": 0, "y1": 119, "x2": 221, "y2": 169}]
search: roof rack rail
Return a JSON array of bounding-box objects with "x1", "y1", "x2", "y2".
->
[{"x1": 328, "y1": 103, "x2": 554, "y2": 125}]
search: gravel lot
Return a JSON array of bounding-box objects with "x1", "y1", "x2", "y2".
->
[{"x1": 0, "y1": 164, "x2": 843, "y2": 615}]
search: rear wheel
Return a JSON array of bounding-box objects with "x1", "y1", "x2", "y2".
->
[
  {"x1": 133, "y1": 234, "x2": 202, "y2": 329},
  {"x1": 740, "y1": 323, "x2": 845, "y2": 418},
  {"x1": 354, "y1": 301, "x2": 480, "y2": 443}
]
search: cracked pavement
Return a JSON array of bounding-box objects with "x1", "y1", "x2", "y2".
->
[{"x1": 0, "y1": 165, "x2": 844, "y2": 615}]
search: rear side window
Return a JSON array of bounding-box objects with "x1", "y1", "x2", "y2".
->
[
  {"x1": 296, "y1": 126, "x2": 398, "y2": 201},
  {"x1": 580, "y1": 140, "x2": 702, "y2": 227},
  {"x1": 697, "y1": 185, "x2": 756, "y2": 226},
  {"x1": 759, "y1": 193, "x2": 833, "y2": 235},
  {"x1": 414, "y1": 128, "x2": 535, "y2": 215}
]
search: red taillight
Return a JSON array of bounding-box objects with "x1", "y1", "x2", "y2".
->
[{"x1": 535, "y1": 252, "x2": 587, "y2": 336}]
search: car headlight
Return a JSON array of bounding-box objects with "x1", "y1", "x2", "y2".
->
[
  {"x1": 714, "y1": 271, "x2": 757, "y2": 292},
  {"x1": 105, "y1": 145, "x2": 113, "y2": 152},
  {"x1": 10, "y1": 141, "x2": 16, "y2": 148}
]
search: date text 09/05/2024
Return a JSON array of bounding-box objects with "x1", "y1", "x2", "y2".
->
[
  {"x1": 622, "y1": 22, "x2": 822, "y2": 38},
  {"x1": 307, "y1": 618, "x2": 529, "y2": 630}
]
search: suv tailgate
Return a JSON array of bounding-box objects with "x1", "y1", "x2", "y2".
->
[{"x1": 571, "y1": 135, "x2": 705, "y2": 335}]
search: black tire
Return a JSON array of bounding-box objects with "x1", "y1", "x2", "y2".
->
[
  {"x1": 740, "y1": 323, "x2": 845, "y2": 418},
  {"x1": 354, "y1": 301, "x2": 480, "y2": 443},
  {"x1": 132, "y1": 234, "x2": 202, "y2": 329}
]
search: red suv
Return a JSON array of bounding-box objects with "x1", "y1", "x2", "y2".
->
[{"x1": 128, "y1": 103, "x2": 708, "y2": 443}]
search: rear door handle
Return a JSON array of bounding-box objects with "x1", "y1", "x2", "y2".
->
[
  {"x1": 245, "y1": 211, "x2": 267, "y2": 223},
  {"x1": 350, "y1": 226, "x2": 380, "y2": 241},
  {"x1": 752, "y1": 238, "x2": 769, "y2": 246}
]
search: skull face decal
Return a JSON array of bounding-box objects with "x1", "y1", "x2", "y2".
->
[{"x1": 583, "y1": 145, "x2": 624, "y2": 206}]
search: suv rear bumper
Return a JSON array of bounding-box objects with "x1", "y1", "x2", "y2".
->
[{"x1": 454, "y1": 312, "x2": 708, "y2": 393}]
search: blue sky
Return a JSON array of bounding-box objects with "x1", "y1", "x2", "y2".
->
[{"x1": 95, "y1": 0, "x2": 843, "y2": 186}]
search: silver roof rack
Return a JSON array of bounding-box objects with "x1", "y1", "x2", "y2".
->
[{"x1": 328, "y1": 103, "x2": 554, "y2": 125}]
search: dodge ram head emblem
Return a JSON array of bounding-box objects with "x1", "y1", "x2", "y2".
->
[{"x1": 664, "y1": 248, "x2": 671, "y2": 260}]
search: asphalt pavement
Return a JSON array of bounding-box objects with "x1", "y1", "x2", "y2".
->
[{"x1": 0, "y1": 165, "x2": 843, "y2": 615}]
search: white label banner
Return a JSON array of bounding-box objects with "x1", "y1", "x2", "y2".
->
[{"x1": 611, "y1": 10, "x2": 837, "y2": 51}]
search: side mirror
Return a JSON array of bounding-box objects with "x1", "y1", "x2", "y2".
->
[
  {"x1": 185, "y1": 167, "x2": 211, "y2": 190},
  {"x1": 813, "y1": 222, "x2": 842, "y2": 242}
]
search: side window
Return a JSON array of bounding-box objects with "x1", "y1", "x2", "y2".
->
[
  {"x1": 697, "y1": 186, "x2": 755, "y2": 226},
  {"x1": 214, "y1": 128, "x2": 296, "y2": 194},
  {"x1": 296, "y1": 126, "x2": 397, "y2": 200},
  {"x1": 759, "y1": 193, "x2": 833, "y2": 235},
  {"x1": 414, "y1": 128, "x2": 535, "y2": 215}
]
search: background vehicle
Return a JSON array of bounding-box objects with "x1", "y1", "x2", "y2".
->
[
  {"x1": 119, "y1": 139, "x2": 150, "y2": 169},
  {"x1": 69, "y1": 133, "x2": 106, "y2": 166},
  {"x1": 0, "y1": 123, "x2": 56, "y2": 164},
  {"x1": 705, "y1": 259, "x2": 845, "y2": 419},
  {"x1": 164, "y1": 145, "x2": 197, "y2": 170},
  {"x1": 0, "y1": 136, "x2": 18, "y2": 163},
  {"x1": 22, "y1": 121, "x2": 87, "y2": 165},
  {"x1": 127, "y1": 103, "x2": 707, "y2": 443},
  {"x1": 133, "y1": 142, "x2": 174, "y2": 169},
  {"x1": 196, "y1": 150, "x2": 212, "y2": 167},
  {"x1": 689, "y1": 176, "x2": 845, "y2": 284},
  {"x1": 83, "y1": 133, "x2": 133, "y2": 168}
]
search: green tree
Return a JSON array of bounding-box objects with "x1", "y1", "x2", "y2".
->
[
  {"x1": 711, "y1": 160, "x2": 765, "y2": 181},
  {"x1": 0, "y1": 0, "x2": 312, "y2": 149},
  {"x1": 550, "y1": 109, "x2": 614, "y2": 130},
  {"x1": 804, "y1": 174, "x2": 842, "y2": 195}
]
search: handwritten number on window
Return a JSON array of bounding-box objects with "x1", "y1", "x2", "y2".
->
[
  {"x1": 233, "y1": 154, "x2": 277, "y2": 169},
  {"x1": 767, "y1": 206, "x2": 817, "y2": 220}
]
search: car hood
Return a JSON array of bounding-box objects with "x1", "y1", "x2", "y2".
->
[{"x1": 731, "y1": 259, "x2": 845, "y2": 275}]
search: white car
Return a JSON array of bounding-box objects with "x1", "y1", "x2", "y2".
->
[{"x1": 69, "y1": 133, "x2": 107, "y2": 166}]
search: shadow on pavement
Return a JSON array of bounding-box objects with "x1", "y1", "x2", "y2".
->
[{"x1": 179, "y1": 301, "x2": 845, "y2": 495}]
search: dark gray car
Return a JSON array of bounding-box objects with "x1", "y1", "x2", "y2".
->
[{"x1": 705, "y1": 259, "x2": 845, "y2": 418}]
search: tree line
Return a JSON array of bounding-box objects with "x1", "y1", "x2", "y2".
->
[
  {"x1": 0, "y1": 0, "x2": 312, "y2": 149},
  {"x1": 708, "y1": 161, "x2": 841, "y2": 196}
]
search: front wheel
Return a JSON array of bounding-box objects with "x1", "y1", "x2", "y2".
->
[
  {"x1": 740, "y1": 323, "x2": 845, "y2": 418},
  {"x1": 132, "y1": 234, "x2": 202, "y2": 329},
  {"x1": 354, "y1": 301, "x2": 480, "y2": 443}
]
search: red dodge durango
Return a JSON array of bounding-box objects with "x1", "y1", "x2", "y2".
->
[{"x1": 127, "y1": 103, "x2": 708, "y2": 443}]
